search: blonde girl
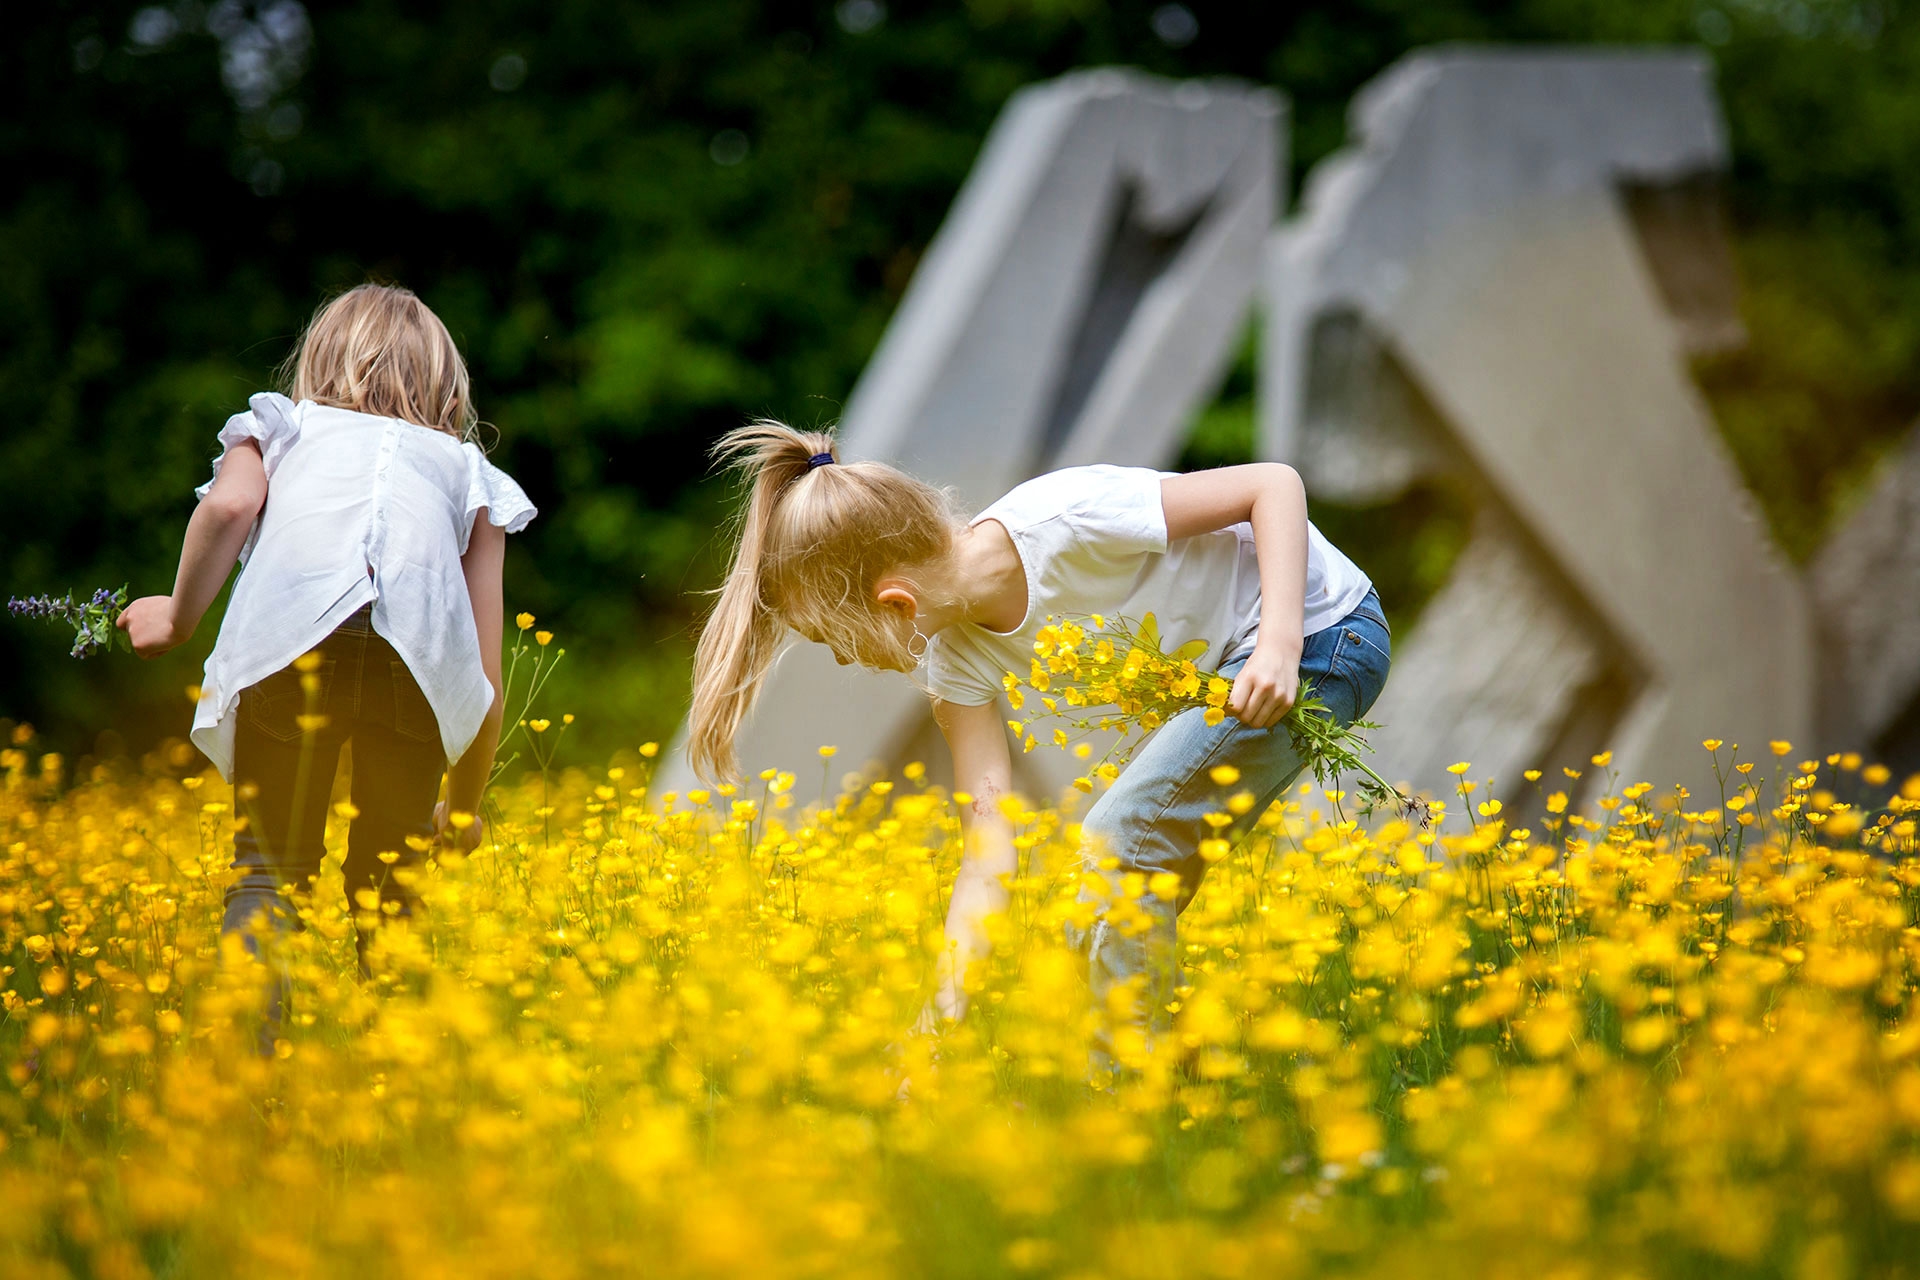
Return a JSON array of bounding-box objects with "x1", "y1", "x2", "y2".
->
[
  {"x1": 118, "y1": 284, "x2": 536, "y2": 1024},
  {"x1": 690, "y1": 424, "x2": 1389, "y2": 1061}
]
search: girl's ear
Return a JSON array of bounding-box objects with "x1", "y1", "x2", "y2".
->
[{"x1": 874, "y1": 580, "x2": 918, "y2": 618}]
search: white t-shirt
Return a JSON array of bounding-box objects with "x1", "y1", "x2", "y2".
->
[
  {"x1": 190, "y1": 393, "x2": 537, "y2": 779},
  {"x1": 920, "y1": 465, "x2": 1372, "y2": 707}
]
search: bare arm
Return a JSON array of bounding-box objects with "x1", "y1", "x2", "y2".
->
[
  {"x1": 1159, "y1": 462, "x2": 1310, "y2": 728},
  {"x1": 928, "y1": 696, "x2": 1019, "y2": 1023},
  {"x1": 439, "y1": 514, "x2": 507, "y2": 847},
  {"x1": 118, "y1": 441, "x2": 268, "y2": 658}
]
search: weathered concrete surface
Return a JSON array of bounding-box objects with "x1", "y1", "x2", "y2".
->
[
  {"x1": 1263, "y1": 48, "x2": 1812, "y2": 798},
  {"x1": 661, "y1": 70, "x2": 1284, "y2": 796},
  {"x1": 1810, "y1": 426, "x2": 1920, "y2": 757},
  {"x1": 1356, "y1": 508, "x2": 1616, "y2": 791}
]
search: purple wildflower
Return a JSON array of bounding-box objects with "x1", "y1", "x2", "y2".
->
[{"x1": 7, "y1": 586, "x2": 131, "y2": 658}]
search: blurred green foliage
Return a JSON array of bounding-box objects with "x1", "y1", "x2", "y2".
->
[{"x1": 4, "y1": 0, "x2": 1918, "y2": 763}]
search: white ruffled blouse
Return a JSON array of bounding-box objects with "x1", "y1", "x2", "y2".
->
[{"x1": 190, "y1": 393, "x2": 537, "y2": 779}]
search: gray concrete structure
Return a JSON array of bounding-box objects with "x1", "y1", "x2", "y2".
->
[
  {"x1": 661, "y1": 70, "x2": 1284, "y2": 795},
  {"x1": 1810, "y1": 426, "x2": 1920, "y2": 771},
  {"x1": 1262, "y1": 48, "x2": 1813, "y2": 797}
]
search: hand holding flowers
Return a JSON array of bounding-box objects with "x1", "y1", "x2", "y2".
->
[
  {"x1": 1225, "y1": 637, "x2": 1300, "y2": 729},
  {"x1": 1005, "y1": 611, "x2": 1430, "y2": 826},
  {"x1": 116, "y1": 594, "x2": 191, "y2": 658}
]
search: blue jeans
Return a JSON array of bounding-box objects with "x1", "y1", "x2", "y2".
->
[{"x1": 1066, "y1": 590, "x2": 1391, "y2": 1067}]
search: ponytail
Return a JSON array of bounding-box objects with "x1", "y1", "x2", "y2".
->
[
  {"x1": 689, "y1": 422, "x2": 838, "y2": 783},
  {"x1": 687, "y1": 421, "x2": 958, "y2": 784}
]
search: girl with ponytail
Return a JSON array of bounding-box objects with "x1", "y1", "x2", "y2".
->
[
  {"x1": 690, "y1": 424, "x2": 1390, "y2": 1066},
  {"x1": 687, "y1": 422, "x2": 957, "y2": 782}
]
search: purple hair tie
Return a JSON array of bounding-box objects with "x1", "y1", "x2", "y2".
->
[{"x1": 807, "y1": 452, "x2": 834, "y2": 469}]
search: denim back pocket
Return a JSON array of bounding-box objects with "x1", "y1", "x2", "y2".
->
[
  {"x1": 239, "y1": 663, "x2": 326, "y2": 744},
  {"x1": 388, "y1": 660, "x2": 442, "y2": 745},
  {"x1": 1329, "y1": 618, "x2": 1392, "y2": 722}
]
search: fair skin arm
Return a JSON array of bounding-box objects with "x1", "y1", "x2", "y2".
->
[
  {"x1": 435, "y1": 515, "x2": 507, "y2": 851},
  {"x1": 1159, "y1": 462, "x2": 1311, "y2": 729},
  {"x1": 118, "y1": 441, "x2": 269, "y2": 657},
  {"x1": 924, "y1": 696, "x2": 1019, "y2": 1024}
]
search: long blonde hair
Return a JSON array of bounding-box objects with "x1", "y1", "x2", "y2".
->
[
  {"x1": 281, "y1": 283, "x2": 478, "y2": 441},
  {"x1": 689, "y1": 421, "x2": 958, "y2": 783}
]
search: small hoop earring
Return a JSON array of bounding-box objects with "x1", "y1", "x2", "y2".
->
[{"x1": 908, "y1": 626, "x2": 930, "y2": 662}]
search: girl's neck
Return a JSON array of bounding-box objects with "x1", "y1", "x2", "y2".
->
[{"x1": 934, "y1": 519, "x2": 1028, "y2": 635}]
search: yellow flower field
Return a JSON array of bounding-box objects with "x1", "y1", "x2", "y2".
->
[{"x1": 3, "y1": 725, "x2": 1920, "y2": 1279}]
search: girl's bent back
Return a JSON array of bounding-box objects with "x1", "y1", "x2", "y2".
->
[{"x1": 194, "y1": 392, "x2": 532, "y2": 776}]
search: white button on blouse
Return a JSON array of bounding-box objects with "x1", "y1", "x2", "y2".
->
[{"x1": 190, "y1": 392, "x2": 537, "y2": 779}]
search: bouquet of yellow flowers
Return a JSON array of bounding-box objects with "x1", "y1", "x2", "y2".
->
[{"x1": 1004, "y1": 612, "x2": 1429, "y2": 825}]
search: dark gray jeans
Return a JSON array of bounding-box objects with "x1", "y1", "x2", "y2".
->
[{"x1": 223, "y1": 606, "x2": 445, "y2": 1010}]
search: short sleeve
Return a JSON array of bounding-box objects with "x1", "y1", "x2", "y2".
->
[
  {"x1": 460, "y1": 445, "x2": 538, "y2": 552},
  {"x1": 919, "y1": 633, "x2": 1001, "y2": 707},
  {"x1": 1061, "y1": 465, "x2": 1169, "y2": 556},
  {"x1": 194, "y1": 391, "x2": 302, "y2": 500}
]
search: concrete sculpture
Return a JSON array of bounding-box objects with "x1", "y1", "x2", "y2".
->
[
  {"x1": 1810, "y1": 426, "x2": 1920, "y2": 773},
  {"x1": 660, "y1": 69, "x2": 1285, "y2": 793},
  {"x1": 1262, "y1": 48, "x2": 1813, "y2": 799}
]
